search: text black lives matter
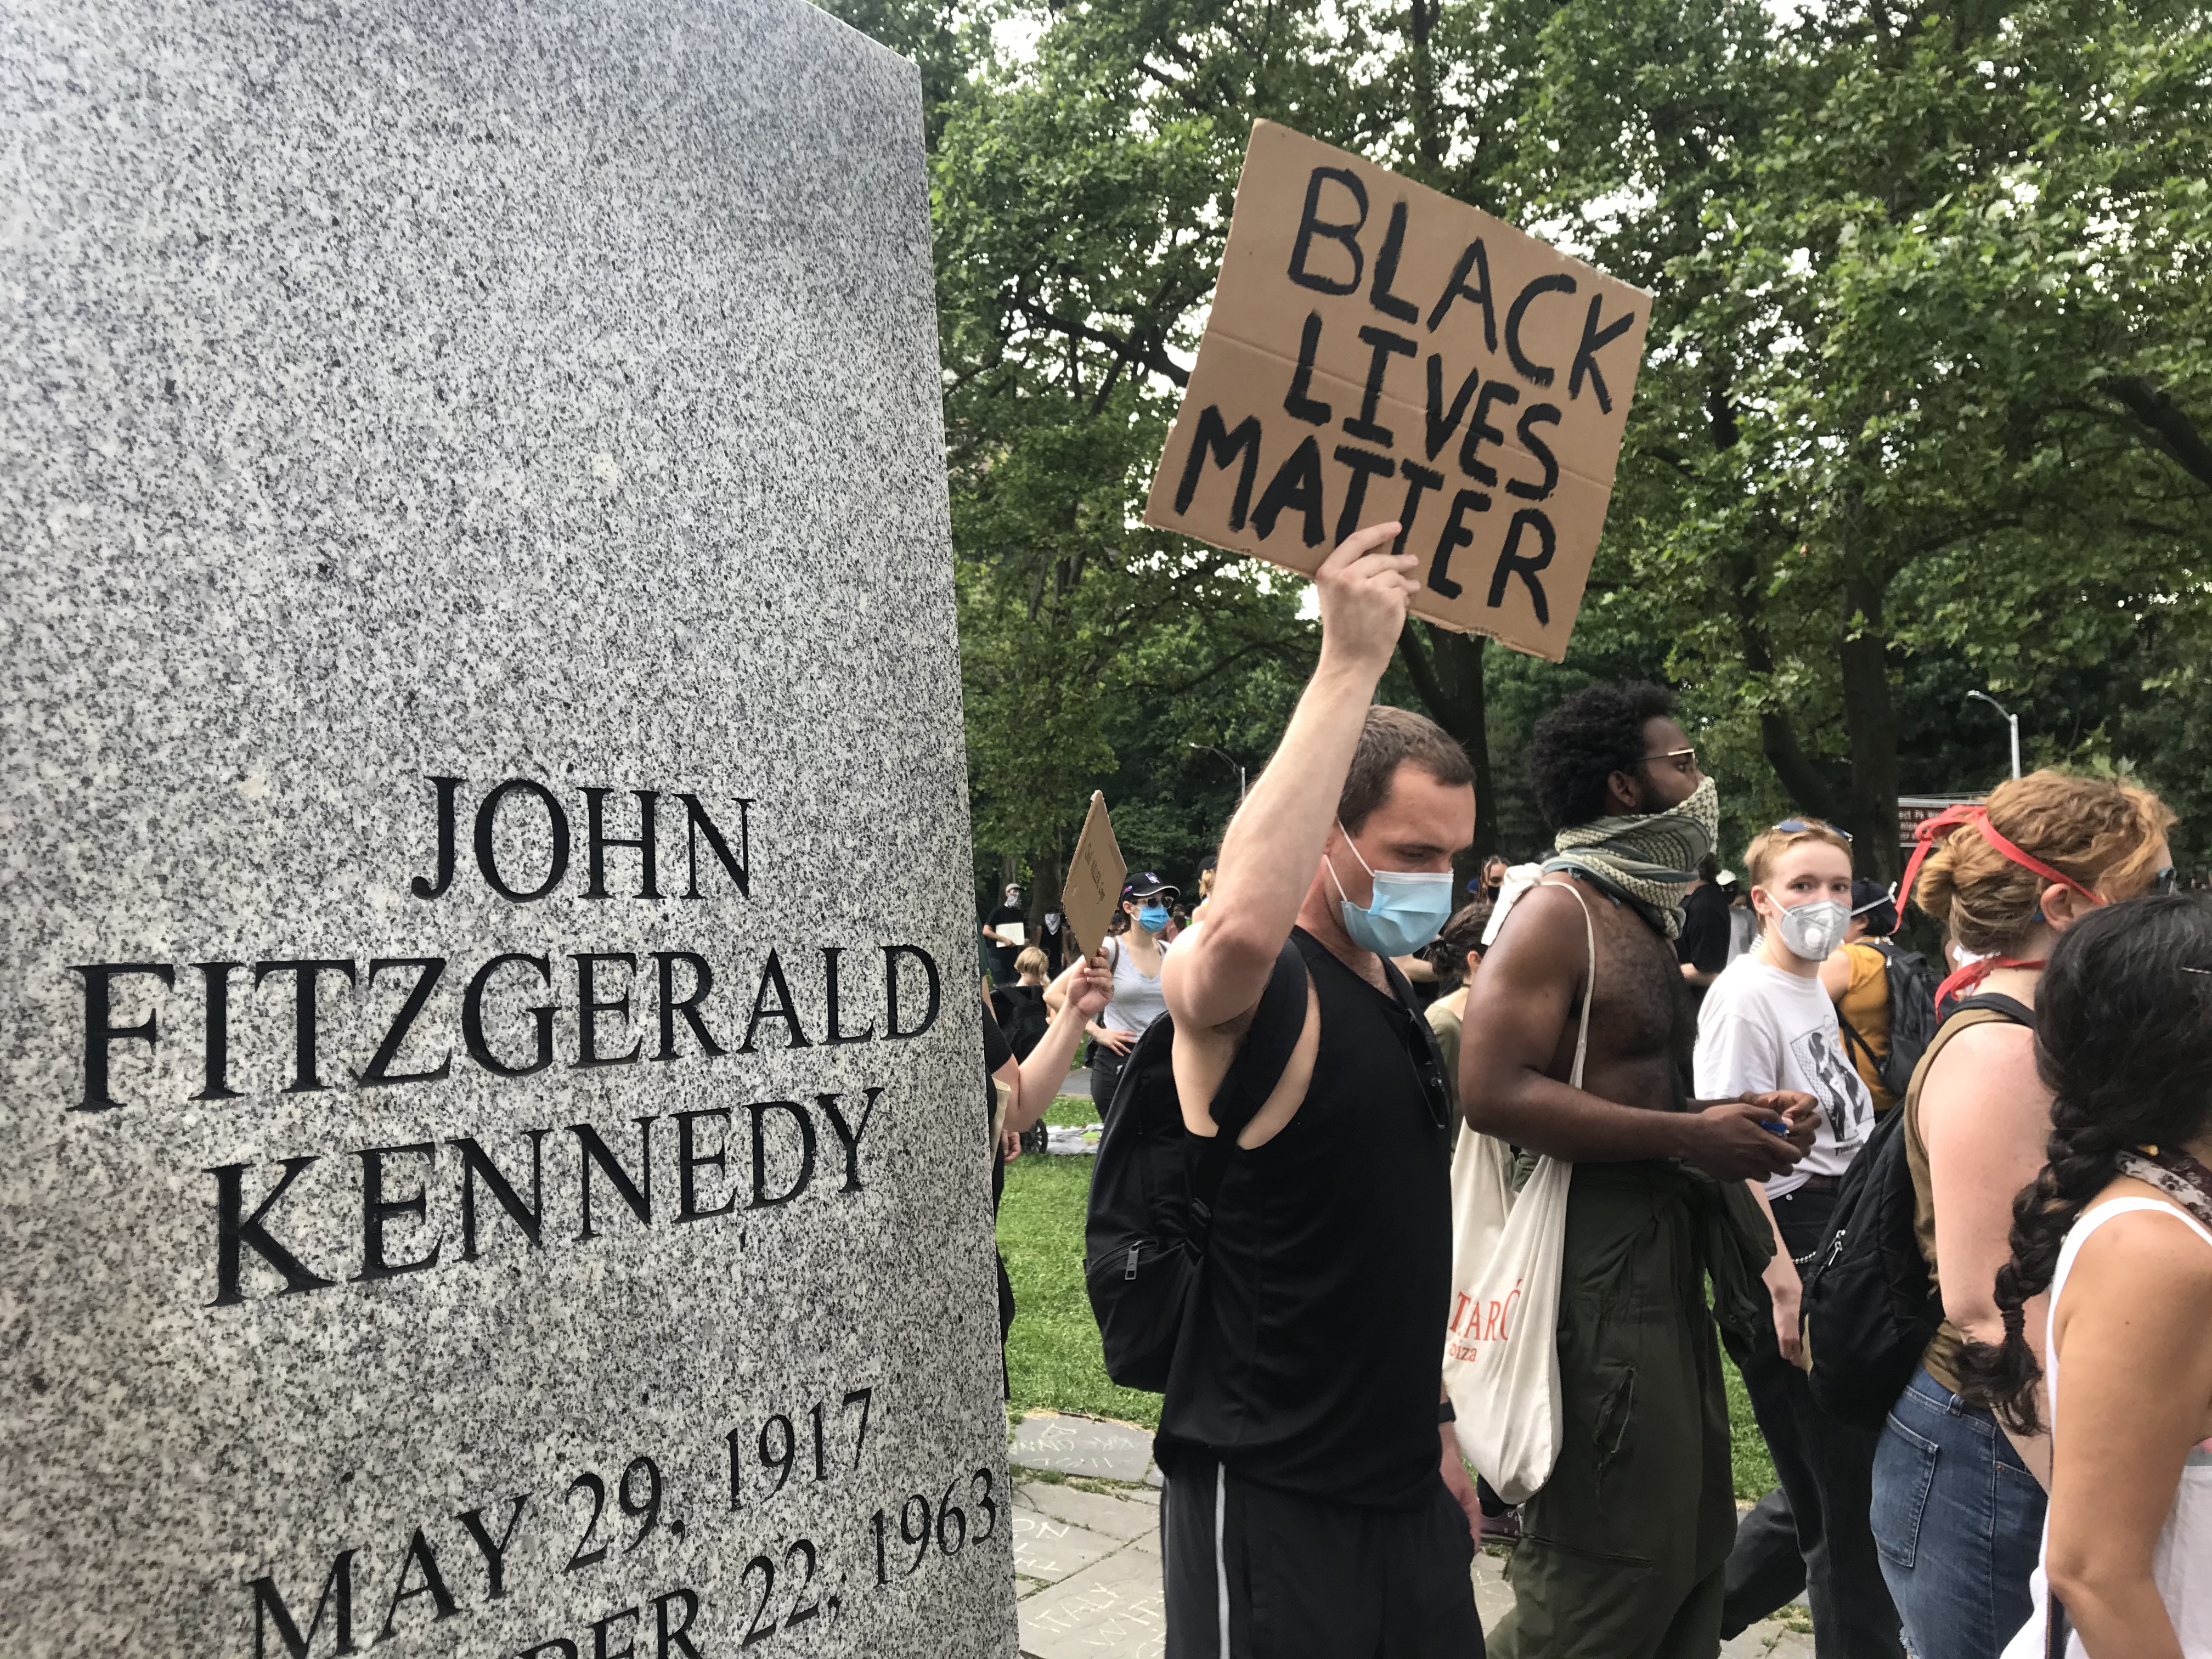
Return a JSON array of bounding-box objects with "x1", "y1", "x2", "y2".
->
[
  {"x1": 1169, "y1": 162, "x2": 1638, "y2": 626},
  {"x1": 63, "y1": 775, "x2": 949, "y2": 1308}
]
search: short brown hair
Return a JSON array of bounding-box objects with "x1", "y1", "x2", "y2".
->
[
  {"x1": 1743, "y1": 817, "x2": 1853, "y2": 890},
  {"x1": 1915, "y1": 771, "x2": 2176, "y2": 956},
  {"x1": 1337, "y1": 706, "x2": 1475, "y2": 834}
]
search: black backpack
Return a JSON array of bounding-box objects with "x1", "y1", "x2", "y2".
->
[
  {"x1": 1838, "y1": 938, "x2": 1943, "y2": 1099},
  {"x1": 1083, "y1": 940, "x2": 1308, "y2": 1392},
  {"x1": 1802, "y1": 991, "x2": 2035, "y2": 1430},
  {"x1": 990, "y1": 985, "x2": 1054, "y2": 1060}
]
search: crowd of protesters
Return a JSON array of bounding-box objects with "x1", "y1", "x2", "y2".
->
[{"x1": 974, "y1": 522, "x2": 2209, "y2": 1658}]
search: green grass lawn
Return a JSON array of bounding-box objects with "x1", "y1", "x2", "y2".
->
[
  {"x1": 998, "y1": 1148, "x2": 1161, "y2": 1428},
  {"x1": 1041, "y1": 1092, "x2": 1098, "y2": 1127},
  {"x1": 996, "y1": 1147, "x2": 1779, "y2": 1498}
]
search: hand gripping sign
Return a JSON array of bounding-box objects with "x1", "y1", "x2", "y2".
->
[{"x1": 1144, "y1": 121, "x2": 1651, "y2": 663}]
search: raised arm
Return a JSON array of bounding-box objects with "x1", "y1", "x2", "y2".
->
[
  {"x1": 1007, "y1": 954, "x2": 1113, "y2": 1136},
  {"x1": 1043, "y1": 956, "x2": 1080, "y2": 1018},
  {"x1": 1163, "y1": 523, "x2": 1415, "y2": 1031}
]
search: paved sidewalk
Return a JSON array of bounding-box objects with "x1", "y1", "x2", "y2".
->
[{"x1": 1009, "y1": 1413, "x2": 1813, "y2": 1659}]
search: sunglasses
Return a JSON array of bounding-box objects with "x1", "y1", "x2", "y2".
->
[
  {"x1": 1398, "y1": 1020, "x2": 1453, "y2": 1131},
  {"x1": 1774, "y1": 819, "x2": 1852, "y2": 842},
  {"x1": 2153, "y1": 865, "x2": 2178, "y2": 895}
]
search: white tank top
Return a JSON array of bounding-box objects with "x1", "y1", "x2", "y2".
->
[
  {"x1": 2004, "y1": 1195, "x2": 2212, "y2": 1658},
  {"x1": 1097, "y1": 933, "x2": 1168, "y2": 1036}
]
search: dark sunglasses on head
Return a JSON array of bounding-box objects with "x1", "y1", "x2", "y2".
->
[{"x1": 1774, "y1": 819, "x2": 1851, "y2": 843}]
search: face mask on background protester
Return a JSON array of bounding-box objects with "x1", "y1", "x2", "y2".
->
[
  {"x1": 1771, "y1": 896, "x2": 1848, "y2": 961},
  {"x1": 1137, "y1": 903, "x2": 1170, "y2": 934},
  {"x1": 1327, "y1": 820, "x2": 1455, "y2": 958}
]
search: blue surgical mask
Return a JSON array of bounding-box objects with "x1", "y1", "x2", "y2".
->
[
  {"x1": 1137, "y1": 902, "x2": 1171, "y2": 933},
  {"x1": 1327, "y1": 820, "x2": 1455, "y2": 958}
]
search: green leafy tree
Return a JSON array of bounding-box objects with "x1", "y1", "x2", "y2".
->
[
  {"x1": 1553, "y1": 0, "x2": 2212, "y2": 874},
  {"x1": 826, "y1": 0, "x2": 2212, "y2": 895}
]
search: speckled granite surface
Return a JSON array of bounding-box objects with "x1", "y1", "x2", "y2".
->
[{"x1": 0, "y1": 2, "x2": 1009, "y2": 1654}]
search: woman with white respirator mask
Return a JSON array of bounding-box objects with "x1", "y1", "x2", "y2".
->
[{"x1": 1694, "y1": 819, "x2": 1901, "y2": 1659}]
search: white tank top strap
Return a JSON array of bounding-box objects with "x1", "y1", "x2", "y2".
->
[
  {"x1": 2047, "y1": 1196, "x2": 2212, "y2": 1414},
  {"x1": 2057, "y1": 1195, "x2": 2212, "y2": 1279}
]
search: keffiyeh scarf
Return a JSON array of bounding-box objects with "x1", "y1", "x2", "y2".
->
[
  {"x1": 2118, "y1": 1147, "x2": 2212, "y2": 1232},
  {"x1": 1543, "y1": 776, "x2": 1719, "y2": 941}
]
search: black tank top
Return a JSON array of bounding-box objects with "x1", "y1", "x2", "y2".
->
[{"x1": 1158, "y1": 928, "x2": 1454, "y2": 1508}]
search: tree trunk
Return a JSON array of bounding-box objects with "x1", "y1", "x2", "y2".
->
[
  {"x1": 1026, "y1": 847, "x2": 1064, "y2": 937},
  {"x1": 1728, "y1": 548, "x2": 1843, "y2": 821},
  {"x1": 1397, "y1": 620, "x2": 1498, "y2": 874},
  {"x1": 1406, "y1": 0, "x2": 1444, "y2": 178},
  {"x1": 1835, "y1": 567, "x2": 1902, "y2": 882}
]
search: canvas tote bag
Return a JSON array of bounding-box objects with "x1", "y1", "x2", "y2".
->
[{"x1": 1440, "y1": 882, "x2": 1592, "y2": 1503}]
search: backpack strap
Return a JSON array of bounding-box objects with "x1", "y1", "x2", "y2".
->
[
  {"x1": 1838, "y1": 1013, "x2": 1878, "y2": 1069},
  {"x1": 1950, "y1": 989, "x2": 2036, "y2": 1029},
  {"x1": 1904, "y1": 994, "x2": 2038, "y2": 1139},
  {"x1": 1187, "y1": 940, "x2": 1310, "y2": 1242}
]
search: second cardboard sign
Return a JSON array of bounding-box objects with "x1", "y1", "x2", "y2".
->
[
  {"x1": 1144, "y1": 121, "x2": 1651, "y2": 663},
  {"x1": 1062, "y1": 792, "x2": 1129, "y2": 963}
]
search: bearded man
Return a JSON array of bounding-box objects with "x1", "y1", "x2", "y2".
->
[{"x1": 1462, "y1": 682, "x2": 1815, "y2": 1659}]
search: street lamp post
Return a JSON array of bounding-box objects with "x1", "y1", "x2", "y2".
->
[
  {"x1": 1188, "y1": 743, "x2": 1246, "y2": 805},
  {"x1": 1965, "y1": 690, "x2": 2022, "y2": 780}
]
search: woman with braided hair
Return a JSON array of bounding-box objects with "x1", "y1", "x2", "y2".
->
[
  {"x1": 1870, "y1": 770, "x2": 2175, "y2": 1659},
  {"x1": 1956, "y1": 894, "x2": 2212, "y2": 1657}
]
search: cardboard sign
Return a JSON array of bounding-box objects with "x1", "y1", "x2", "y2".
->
[
  {"x1": 1144, "y1": 121, "x2": 1652, "y2": 663},
  {"x1": 1062, "y1": 792, "x2": 1127, "y2": 961}
]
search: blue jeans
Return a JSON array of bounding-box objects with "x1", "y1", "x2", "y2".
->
[{"x1": 1869, "y1": 1365, "x2": 2046, "y2": 1659}]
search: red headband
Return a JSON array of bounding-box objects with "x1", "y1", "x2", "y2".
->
[{"x1": 1898, "y1": 802, "x2": 2104, "y2": 918}]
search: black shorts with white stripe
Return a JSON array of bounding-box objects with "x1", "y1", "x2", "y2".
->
[{"x1": 1159, "y1": 1453, "x2": 1484, "y2": 1659}]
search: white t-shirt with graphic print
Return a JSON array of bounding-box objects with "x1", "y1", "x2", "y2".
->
[{"x1": 1694, "y1": 952, "x2": 1876, "y2": 1199}]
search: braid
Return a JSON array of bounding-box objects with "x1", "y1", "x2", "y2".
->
[{"x1": 1956, "y1": 1110, "x2": 2126, "y2": 1434}]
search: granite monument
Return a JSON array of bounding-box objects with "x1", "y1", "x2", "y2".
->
[{"x1": 1, "y1": 2, "x2": 1011, "y2": 1654}]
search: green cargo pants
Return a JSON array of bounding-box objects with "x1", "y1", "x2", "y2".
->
[{"x1": 1488, "y1": 1163, "x2": 1738, "y2": 1659}]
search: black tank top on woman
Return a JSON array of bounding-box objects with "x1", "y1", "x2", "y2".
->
[{"x1": 1157, "y1": 928, "x2": 1454, "y2": 1509}]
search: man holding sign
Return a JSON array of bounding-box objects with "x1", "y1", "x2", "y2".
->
[
  {"x1": 1158, "y1": 520, "x2": 1481, "y2": 1657},
  {"x1": 1145, "y1": 121, "x2": 1650, "y2": 664}
]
